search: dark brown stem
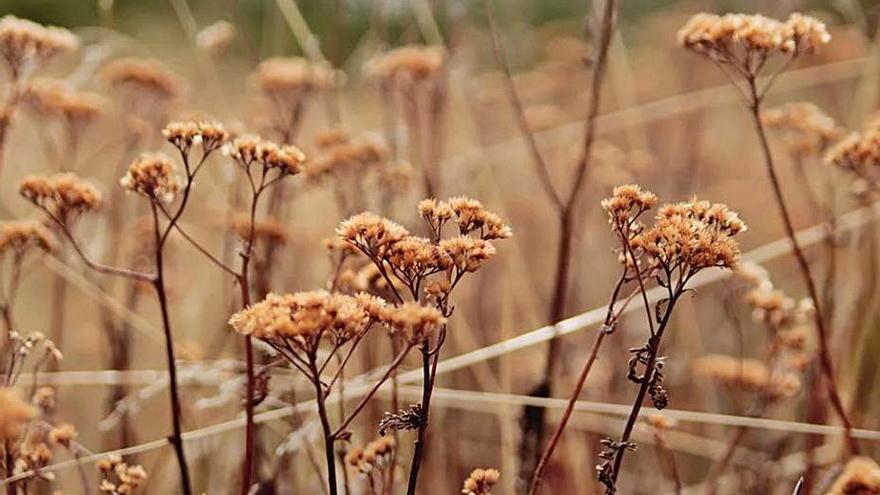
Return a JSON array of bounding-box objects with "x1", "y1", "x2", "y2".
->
[
  {"x1": 746, "y1": 78, "x2": 858, "y2": 456},
  {"x1": 529, "y1": 274, "x2": 630, "y2": 495},
  {"x1": 310, "y1": 354, "x2": 339, "y2": 495},
  {"x1": 150, "y1": 202, "x2": 193, "y2": 495},
  {"x1": 405, "y1": 342, "x2": 433, "y2": 495}
]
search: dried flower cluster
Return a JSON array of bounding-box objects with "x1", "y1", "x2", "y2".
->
[
  {"x1": 694, "y1": 354, "x2": 801, "y2": 398},
  {"x1": 119, "y1": 152, "x2": 181, "y2": 203},
  {"x1": 0, "y1": 388, "x2": 35, "y2": 441},
  {"x1": 761, "y1": 102, "x2": 844, "y2": 157},
  {"x1": 307, "y1": 129, "x2": 387, "y2": 181},
  {"x1": 223, "y1": 135, "x2": 306, "y2": 176},
  {"x1": 19, "y1": 172, "x2": 102, "y2": 222},
  {"x1": 461, "y1": 468, "x2": 500, "y2": 495},
  {"x1": 97, "y1": 454, "x2": 148, "y2": 494},
  {"x1": 21, "y1": 78, "x2": 106, "y2": 126},
  {"x1": 163, "y1": 120, "x2": 229, "y2": 155},
  {"x1": 825, "y1": 124, "x2": 880, "y2": 198},
  {"x1": 0, "y1": 220, "x2": 57, "y2": 255},
  {"x1": 678, "y1": 13, "x2": 830, "y2": 70},
  {"x1": 0, "y1": 15, "x2": 78, "y2": 76},
  {"x1": 230, "y1": 214, "x2": 287, "y2": 246},
  {"x1": 826, "y1": 457, "x2": 880, "y2": 495},
  {"x1": 345, "y1": 436, "x2": 395, "y2": 476},
  {"x1": 254, "y1": 57, "x2": 337, "y2": 98},
  {"x1": 99, "y1": 57, "x2": 185, "y2": 100},
  {"x1": 365, "y1": 45, "x2": 446, "y2": 85}
]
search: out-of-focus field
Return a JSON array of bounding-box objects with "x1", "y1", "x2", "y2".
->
[{"x1": 0, "y1": 1, "x2": 879, "y2": 494}]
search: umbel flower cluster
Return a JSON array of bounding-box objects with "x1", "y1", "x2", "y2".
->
[
  {"x1": 364, "y1": 44, "x2": 446, "y2": 86},
  {"x1": 825, "y1": 121, "x2": 880, "y2": 198},
  {"x1": 0, "y1": 15, "x2": 78, "y2": 77},
  {"x1": 761, "y1": 102, "x2": 844, "y2": 157},
  {"x1": 461, "y1": 468, "x2": 500, "y2": 495},
  {"x1": 19, "y1": 172, "x2": 102, "y2": 224},
  {"x1": 678, "y1": 13, "x2": 830, "y2": 67}
]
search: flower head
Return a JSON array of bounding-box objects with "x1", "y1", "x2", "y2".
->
[
  {"x1": 0, "y1": 388, "x2": 35, "y2": 441},
  {"x1": 365, "y1": 45, "x2": 445, "y2": 85},
  {"x1": 0, "y1": 220, "x2": 57, "y2": 255},
  {"x1": 19, "y1": 173, "x2": 102, "y2": 221},
  {"x1": 100, "y1": 57, "x2": 185, "y2": 100},
  {"x1": 163, "y1": 120, "x2": 229, "y2": 155},
  {"x1": 0, "y1": 15, "x2": 78, "y2": 76},
  {"x1": 120, "y1": 152, "x2": 181, "y2": 202},
  {"x1": 461, "y1": 468, "x2": 500, "y2": 495}
]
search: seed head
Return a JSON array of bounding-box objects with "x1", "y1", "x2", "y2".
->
[
  {"x1": 762, "y1": 102, "x2": 843, "y2": 156},
  {"x1": 379, "y1": 302, "x2": 445, "y2": 344},
  {"x1": 21, "y1": 78, "x2": 106, "y2": 126},
  {"x1": 48, "y1": 423, "x2": 77, "y2": 447},
  {"x1": 0, "y1": 388, "x2": 35, "y2": 441},
  {"x1": 826, "y1": 457, "x2": 880, "y2": 495},
  {"x1": 694, "y1": 354, "x2": 801, "y2": 398},
  {"x1": 461, "y1": 468, "x2": 500, "y2": 495},
  {"x1": 163, "y1": 120, "x2": 229, "y2": 155},
  {"x1": 337, "y1": 212, "x2": 410, "y2": 257},
  {"x1": 0, "y1": 15, "x2": 78, "y2": 76},
  {"x1": 254, "y1": 57, "x2": 337, "y2": 97},
  {"x1": 196, "y1": 20, "x2": 236, "y2": 55},
  {"x1": 439, "y1": 236, "x2": 496, "y2": 273},
  {"x1": 0, "y1": 220, "x2": 57, "y2": 255},
  {"x1": 601, "y1": 184, "x2": 658, "y2": 227},
  {"x1": 100, "y1": 57, "x2": 185, "y2": 100},
  {"x1": 19, "y1": 173, "x2": 102, "y2": 220},
  {"x1": 365, "y1": 45, "x2": 445, "y2": 85},
  {"x1": 120, "y1": 152, "x2": 181, "y2": 202}
]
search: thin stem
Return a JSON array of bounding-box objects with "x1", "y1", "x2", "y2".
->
[
  {"x1": 331, "y1": 344, "x2": 413, "y2": 438},
  {"x1": 310, "y1": 354, "x2": 339, "y2": 495},
  {"x1": 150, "y1": 202, "x2": 193, "y2": 495},
  {"x1": 529, "y1": 274, "x2": 630, "y2": 495},
  {"x1": 746, "y1": 77, "x2": 858, "y2": 456},
  {"x1": 405, "y1": 341, "x2": 433, "y2": 495}
]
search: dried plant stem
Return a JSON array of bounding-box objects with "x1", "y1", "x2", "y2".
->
[
  {"x1": 480, "y1": 0, "x2": 618, "y2": 478},
  {"x1": 529, "y1": 274, "x2": 636, "y2": 495},
  {"x1": 150, "y1": 202, "x2": 193, "y2": 495},
  {"x1": 704, "y1": 402, "x2": 767, "y2": 495},
  {"x1": 405, "y1": 342, "x2": 434, "y2": 495},
  {"x1": 745, "y1": 76, "x2": 858, "y2": 456},
  {"x1": 308, "y1": 353, "x2": 339, "y2": 495}
]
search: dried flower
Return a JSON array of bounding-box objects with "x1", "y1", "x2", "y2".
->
[
  {"x1": 678, "y1": 13, "x2": 830, "y2": 64},
  {"x1": 21, "y1": 78, "x2": 106, "y2": 126},
  {"x1": 230, "y1": 214, "x2": 288, "y2": 245},
  {"x1": 761, "y1": 102, "x2": 843, "y2": 156},
  {"x1": 446, "y1": 196, "x2": 512, "y2": 240},
  {"x1": 19, "y1": 173, "x2": 102, "y2": 221},
  {"x1": 345, "y1": 436, "x2": 395, "y2": 476},
  {"x1": 97, "y1": 455, "x2": 147, "y2": 495},
  {"x1": 337, "y1": 212, "x2": 410, "y2": 258},
  {"x1": 825, "y1": 457, "x2": 880, "y2": 495},
  {"x1": 223, "y1": 135, "x2": 305, "y2": 175},
  {"x1": 0, "y1": 220, "x2": 57, "y2": 255},
  {"x1": 601, "y1": 184, "x2": 658, "y2": 227},
  {"x1": 229, "y1": 291, "x2": 373, "y2": 348},
  {"x1": 461, "y1": 468, "x2": 500, "y2": 495},
  {"x1": 119, "y1": 152, "x2": 181, "y2": 202},
  {"x1": 365, "y1": 45, "x2": 445, "y2": 85},
  {"x1": 196, "y1": 20, "x2": 236, "y2": 55},
  {"x1": 439, "y1": 236, "x2": 497, "y2": 273},
  {"x1": 0, "y1": 388, "x2": 35, "y2": 441},
  {"x1": 163, "y1": 120, "x2": 229, "y2": 155},
  {"x1": 100, "y1": 57, "x2": 185, "y2": 100},
  {"x1": 379, "y1": 302, "x2": 446, "y2": 344},
  {"x1": 0, "y1": 15, "x2": 78, "y2": 76},
  {"x1": 48, "y1": 423, "x2": 76, "y2": 447},
  {"x1": 254, "y1": 57, "x2": 337, "y2": 98},
  {"x1": 694, "y1": 354, "x2": 801, "y2": 398}
]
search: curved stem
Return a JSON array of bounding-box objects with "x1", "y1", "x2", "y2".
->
[{"x1": 746, "y1": 78, "x2": 858, "y2": 456}]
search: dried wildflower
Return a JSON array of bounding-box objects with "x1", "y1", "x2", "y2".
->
[
  {"x1": 223, "y1": 135, "x2": 305, "y2": 176},
  {"x1": 379, "y1": 302, "x2": 445, "y2": 344},
  {"x1": 196, "y1": 20, "x2": 236, "y2": 55},
  {"x1": 746, "y1": 284, "x2": 796, "y2": 327},
  {"x1": 461, "y1": 468, "x2": 500, "y2": 495},
  {"x1": 601, "y1": 184, "x2": 658, "y2": 227},
  {"x1": 306, "y1": 133, "x2": 387, "y2": 182},
  {"x1": 120, "y1": 152, "x2": 181, "y2": 202},
  {"x1": 0, "y1": 15, "x2": 78, "y2": 76},
  {"x1": 694, "y1": 354, "x2": 801, "y2": 398},
  {"x1": 48, "y1": 423, "x2": 76, "y2": 447},
  {"x1": 439, "y1": 236, "x2": 496, "y2": 273},
  {"x1": 337, "y1": 212, "x2": 409, "y2": 258},
  {"x1": 163, "y1": 120, "x2": 229, "y2": 155},
  {"x1": 825, "y1": 457, "x2": 880, "y2": 495},
  {"x1": 446, "y1": 196, "x2": 512, "y2": 240},
  {"x1": 19, "y1": 173, "x2": 102, "y2": 221},
  {"x1": 365, "y1": 45, "x2": 445, "y2": 85},
  {"x1": 762, "y1": 102, "x2": 843, "y2": 156},
  {"x1": 97, "y1": 455, "x2": 147, "y2": 495},
  {"x1": 825, "y1": 127, "x2": 880, "y2": 198},
  {"x1": 254, "y1": 57, "x2": 337, "y2": 98},
  {"x1": 387, "y1": 236, "x2": 451, "y2": 283},
  {"x1": 100, "y1": 57, "x2": 185, "y2": 100},
  {"x1": 0, "y1": 388, "x2": 35, "y2": 441},
  {"x1": 346, "y1": 436, "x2": 395, "y2": 476},
  {"x1": 21, "y1": 78, "x2": 106, "y2": 126},
  {"x1": 678, "y1": 13, "x2": 830, "y2": 67},
  {"x1": 31, "y1": 387, "x2": 54, "y2": 411},
  {"x1": 228, "y1": 290, "x2": 372, "y2": 347},
  {"x1": 0, "y1": 220, "x2": 57, "y2": 255},
  {"x1": 634, "y1": 199, "x2": 746, "y2": 273}
]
